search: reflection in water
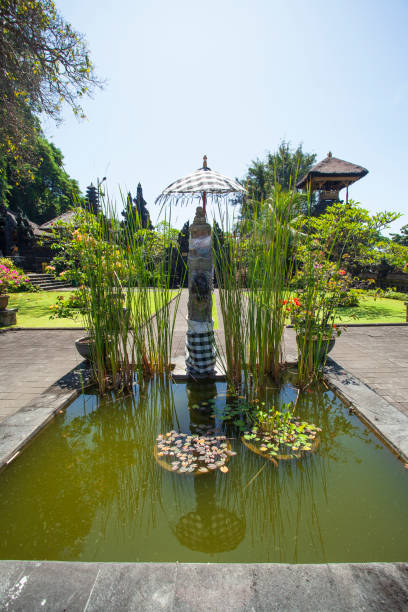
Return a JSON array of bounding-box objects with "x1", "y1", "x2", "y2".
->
[
  {"x1": 170, "y1": 383, "x2": 245, "y2": 554},
  {"x1": 174, "y1": 477, "x2": 245, "y2": 554},
  {"x1": 0, "y1": 374, "x2": 407, "y2": 563}
]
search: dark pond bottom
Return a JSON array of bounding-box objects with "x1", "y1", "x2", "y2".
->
[{"x1": 0, "y1": 373, "x2": 407, "y2": 563}]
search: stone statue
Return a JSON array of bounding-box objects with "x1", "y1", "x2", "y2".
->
[{"x1": 185, "y1": 206, "x2": 216, "y2": 378}]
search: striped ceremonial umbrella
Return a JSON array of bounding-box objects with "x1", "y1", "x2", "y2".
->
[{"x1": 155, "y1": 156, "x2": 246, "y2": 214}]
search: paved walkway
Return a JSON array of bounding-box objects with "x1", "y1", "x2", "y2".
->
[
  {"x1": 0, "y1": 329, "x2": 83, "y2": 423},
  {"x1": 0, "y1": 294, "x2": 407, "y2": 423},
  {"x1": 329, "y1": 325, "x2": 408, "y2": 417}
]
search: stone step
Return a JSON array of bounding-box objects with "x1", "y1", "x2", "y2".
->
[
  {"x1": 35, "y1": 282, "x2": 72, "y2": 288},
  {"x1": 25, "y1": 275, "x2": 49, "y2": 281},
  {"x1": 25, "y1": 272, "x2": 73, "y2": 291}
]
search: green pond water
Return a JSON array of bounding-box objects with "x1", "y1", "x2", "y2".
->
[{"x1": 0, "y1": 374, "x2": 407, "y2": 563}]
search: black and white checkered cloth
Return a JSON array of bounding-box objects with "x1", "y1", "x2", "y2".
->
[
  {"x1": 186, "y1": 330, "x2": 216, "y2": 377},
  {"x1": 159, "y1": 167, "x2": 246, "y2": 196}
]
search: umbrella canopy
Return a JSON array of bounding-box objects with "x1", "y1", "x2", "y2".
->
[{"x1": 155, "y1": 156, "x2": 246, "y2": 209}]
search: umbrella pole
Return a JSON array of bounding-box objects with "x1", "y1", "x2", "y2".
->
[{"x1": 202, "y1": 191, "x2": 207, "y2": 215}]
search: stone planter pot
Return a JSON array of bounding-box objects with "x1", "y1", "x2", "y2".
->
[
  {"x1": 0, "y1": 307, "x2": 17, "y2": 326},
  {"x1": 75, "y1": 336, "x2": 93, "y2": 360},
  {"x1": 0, "y1": 294, "x2": 9, "y2": 311},
  {"x1": 75, "y1": 308, "x2": 128, "y2": 361}
]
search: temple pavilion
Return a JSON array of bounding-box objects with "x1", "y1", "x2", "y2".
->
[{"x1": 296, "y1": 152, "x2": 368, "y2": 215}]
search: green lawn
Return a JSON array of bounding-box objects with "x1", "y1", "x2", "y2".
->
[
  {"x1": 335, "y1": 296, "x2": 406, "y2": 324},
  {"x1": 7, "y1": 291, "x2": 84, "y2": 327},
  {"x1": 6, "y1": 290, "x2": 179, "y2": 328},
  {"x1": 212, "y1": 294, "x2": 219, "y2": 330},
  {"x1": 4, "y1": 292, "x2": 405, "y2": 329}
]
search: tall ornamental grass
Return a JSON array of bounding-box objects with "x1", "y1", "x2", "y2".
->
[
  {"x1": 214, "y1": 185, "x2": 300, "y2": 392},
  {"x1": 76, "y1": 196, "x2": 183, "y2": 393}
]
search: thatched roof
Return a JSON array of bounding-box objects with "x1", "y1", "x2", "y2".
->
[
  {"x1": 38, "y1": 210, "x2": 76, "y2": 230},
  {"x1": 296, "y1": 152, "x2": 368, "y2": 190}
]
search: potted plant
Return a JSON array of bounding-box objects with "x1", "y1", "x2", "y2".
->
[
  {"x1": 0, "y1": 261, "x2": 33, "y2": 309},
  {"x1": 286, "y1": 263, "x2": 348, "y2": 384}
]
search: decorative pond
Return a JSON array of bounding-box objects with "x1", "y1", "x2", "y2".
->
[{"x1": 0, "y1": 374, "x2": 407, "y2": 563}]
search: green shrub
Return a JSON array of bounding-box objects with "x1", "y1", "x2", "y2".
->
[
  {"x1": 0, "y1": 257, "x2": 15, "y2": 269},
  {"x1": 337, "y1": 288, "x2": 360, "y2": 307},
  {"x1": 382, "y1": 290, "x2": 408, "y2": 301}
]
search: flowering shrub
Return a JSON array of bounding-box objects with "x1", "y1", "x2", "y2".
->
[
  {"x1": 285, "y1": 295, "x2": 342, "y2": 338},
  {"x1": 0, "y1": 263, "x2": 36, "y2": 293},
  {"x1": 287, "y1": 261, "x2": 351, "y2": 336},
  {"x1": 49, "y1": 290, "x2": 87, "y2": 319}
]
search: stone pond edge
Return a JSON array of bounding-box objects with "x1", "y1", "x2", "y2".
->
[
  {"x1": 325, "y1": 357, "x2": 408, "y2": 464},
  {"x1": 0, "y1": 561, "x2": 407, "y2": 611}
]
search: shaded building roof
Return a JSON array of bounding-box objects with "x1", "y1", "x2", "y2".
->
[
  {"x1": 38, "y1": 210, "x2": 76, "y2": 230},
  {"x1": 296, "y1": 152, "x2": 368, "y2": 190}
]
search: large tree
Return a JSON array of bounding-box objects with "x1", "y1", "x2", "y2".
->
[
  {"x1": 6, "y1": 134, "x2": 82, "y2": 223},
  {"x1": 240, "y1": 141, "x2": 316, "y2": 223},
  {"x1": 244, "y1": 141, "x2": 316, "y2": 200},
  {"x1": 0, "y1": 0, "x2": 101, "y2": 170}
]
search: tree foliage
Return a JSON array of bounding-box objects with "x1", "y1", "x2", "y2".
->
[
  {"x1": 297, "y1": 201, "x2": 407, "y2": 273},
  {"x1": 4, "y1": 134, "x2": 81, "y2": 223},
  {"x1": 240, "y1": 141, "x2": 316, "y2": 222},
  {"x1": 0, "y1": 0, "x2": 101, "y2": 168},
  {"x1": 391, "y1": 224, "x2": 408, "y2": 247},
  {"x1": 244, "y1": 141, "x2": 316, "y2": 199}
]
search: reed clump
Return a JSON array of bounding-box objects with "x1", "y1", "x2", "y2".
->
[
  {"x1": 75, "y1": 196, "x2": 183, "y2": 393},
  {"x1": 214, "y1": 184, "x2": 300, "y2": 393},
  {"x1": 214, "y1": 178, "x2": 354, "y2": 394}
]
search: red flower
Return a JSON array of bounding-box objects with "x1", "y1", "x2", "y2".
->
[
  {"x1": 339, "y1": 269, "x2": 346, "y2": 276},
  {"x1": 293, "y1": 298, "x2": 301, "y2": 307},
  {"x1": 283, "y1": 299, "x2": 288, "y2": 305}
]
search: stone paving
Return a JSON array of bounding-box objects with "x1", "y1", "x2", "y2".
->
[
  {"x1": 329, "y1": 325, "x2": 408, "y2": 417},
  {"x1": 0, "y1": 328, "x2": 83, "y2": 423}
]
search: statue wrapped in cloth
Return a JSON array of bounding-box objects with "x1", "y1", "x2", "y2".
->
[{"x1": 185, "y1": 206, "x2": 216, "y2": 378}]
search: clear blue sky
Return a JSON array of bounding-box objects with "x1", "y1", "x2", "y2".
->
[{"x1": 46, "y1": 0, "x2": 408, "y2": 233}]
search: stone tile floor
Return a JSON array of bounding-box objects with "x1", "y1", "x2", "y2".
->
[{"x1": 0, "y1": 329, "x2": 83, "y2": 422}]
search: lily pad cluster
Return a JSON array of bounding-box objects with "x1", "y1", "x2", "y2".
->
[
  {"x1": 242, "y1": 412, "x2": 321, "y2": 460},
  {"x1": 155, "y1": 429, "x2": 236, "y2": 475}
]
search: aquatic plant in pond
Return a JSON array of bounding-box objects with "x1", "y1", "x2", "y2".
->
[
  {"x1": 214, "y1": 395, "x2": 321, "y2": 461},
  {"x1": 155, "y1": 430, "x2": 235, "y2": 474},
  {"x1": 242, "y1": 404, "x2": 321, "y2": 461}
]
